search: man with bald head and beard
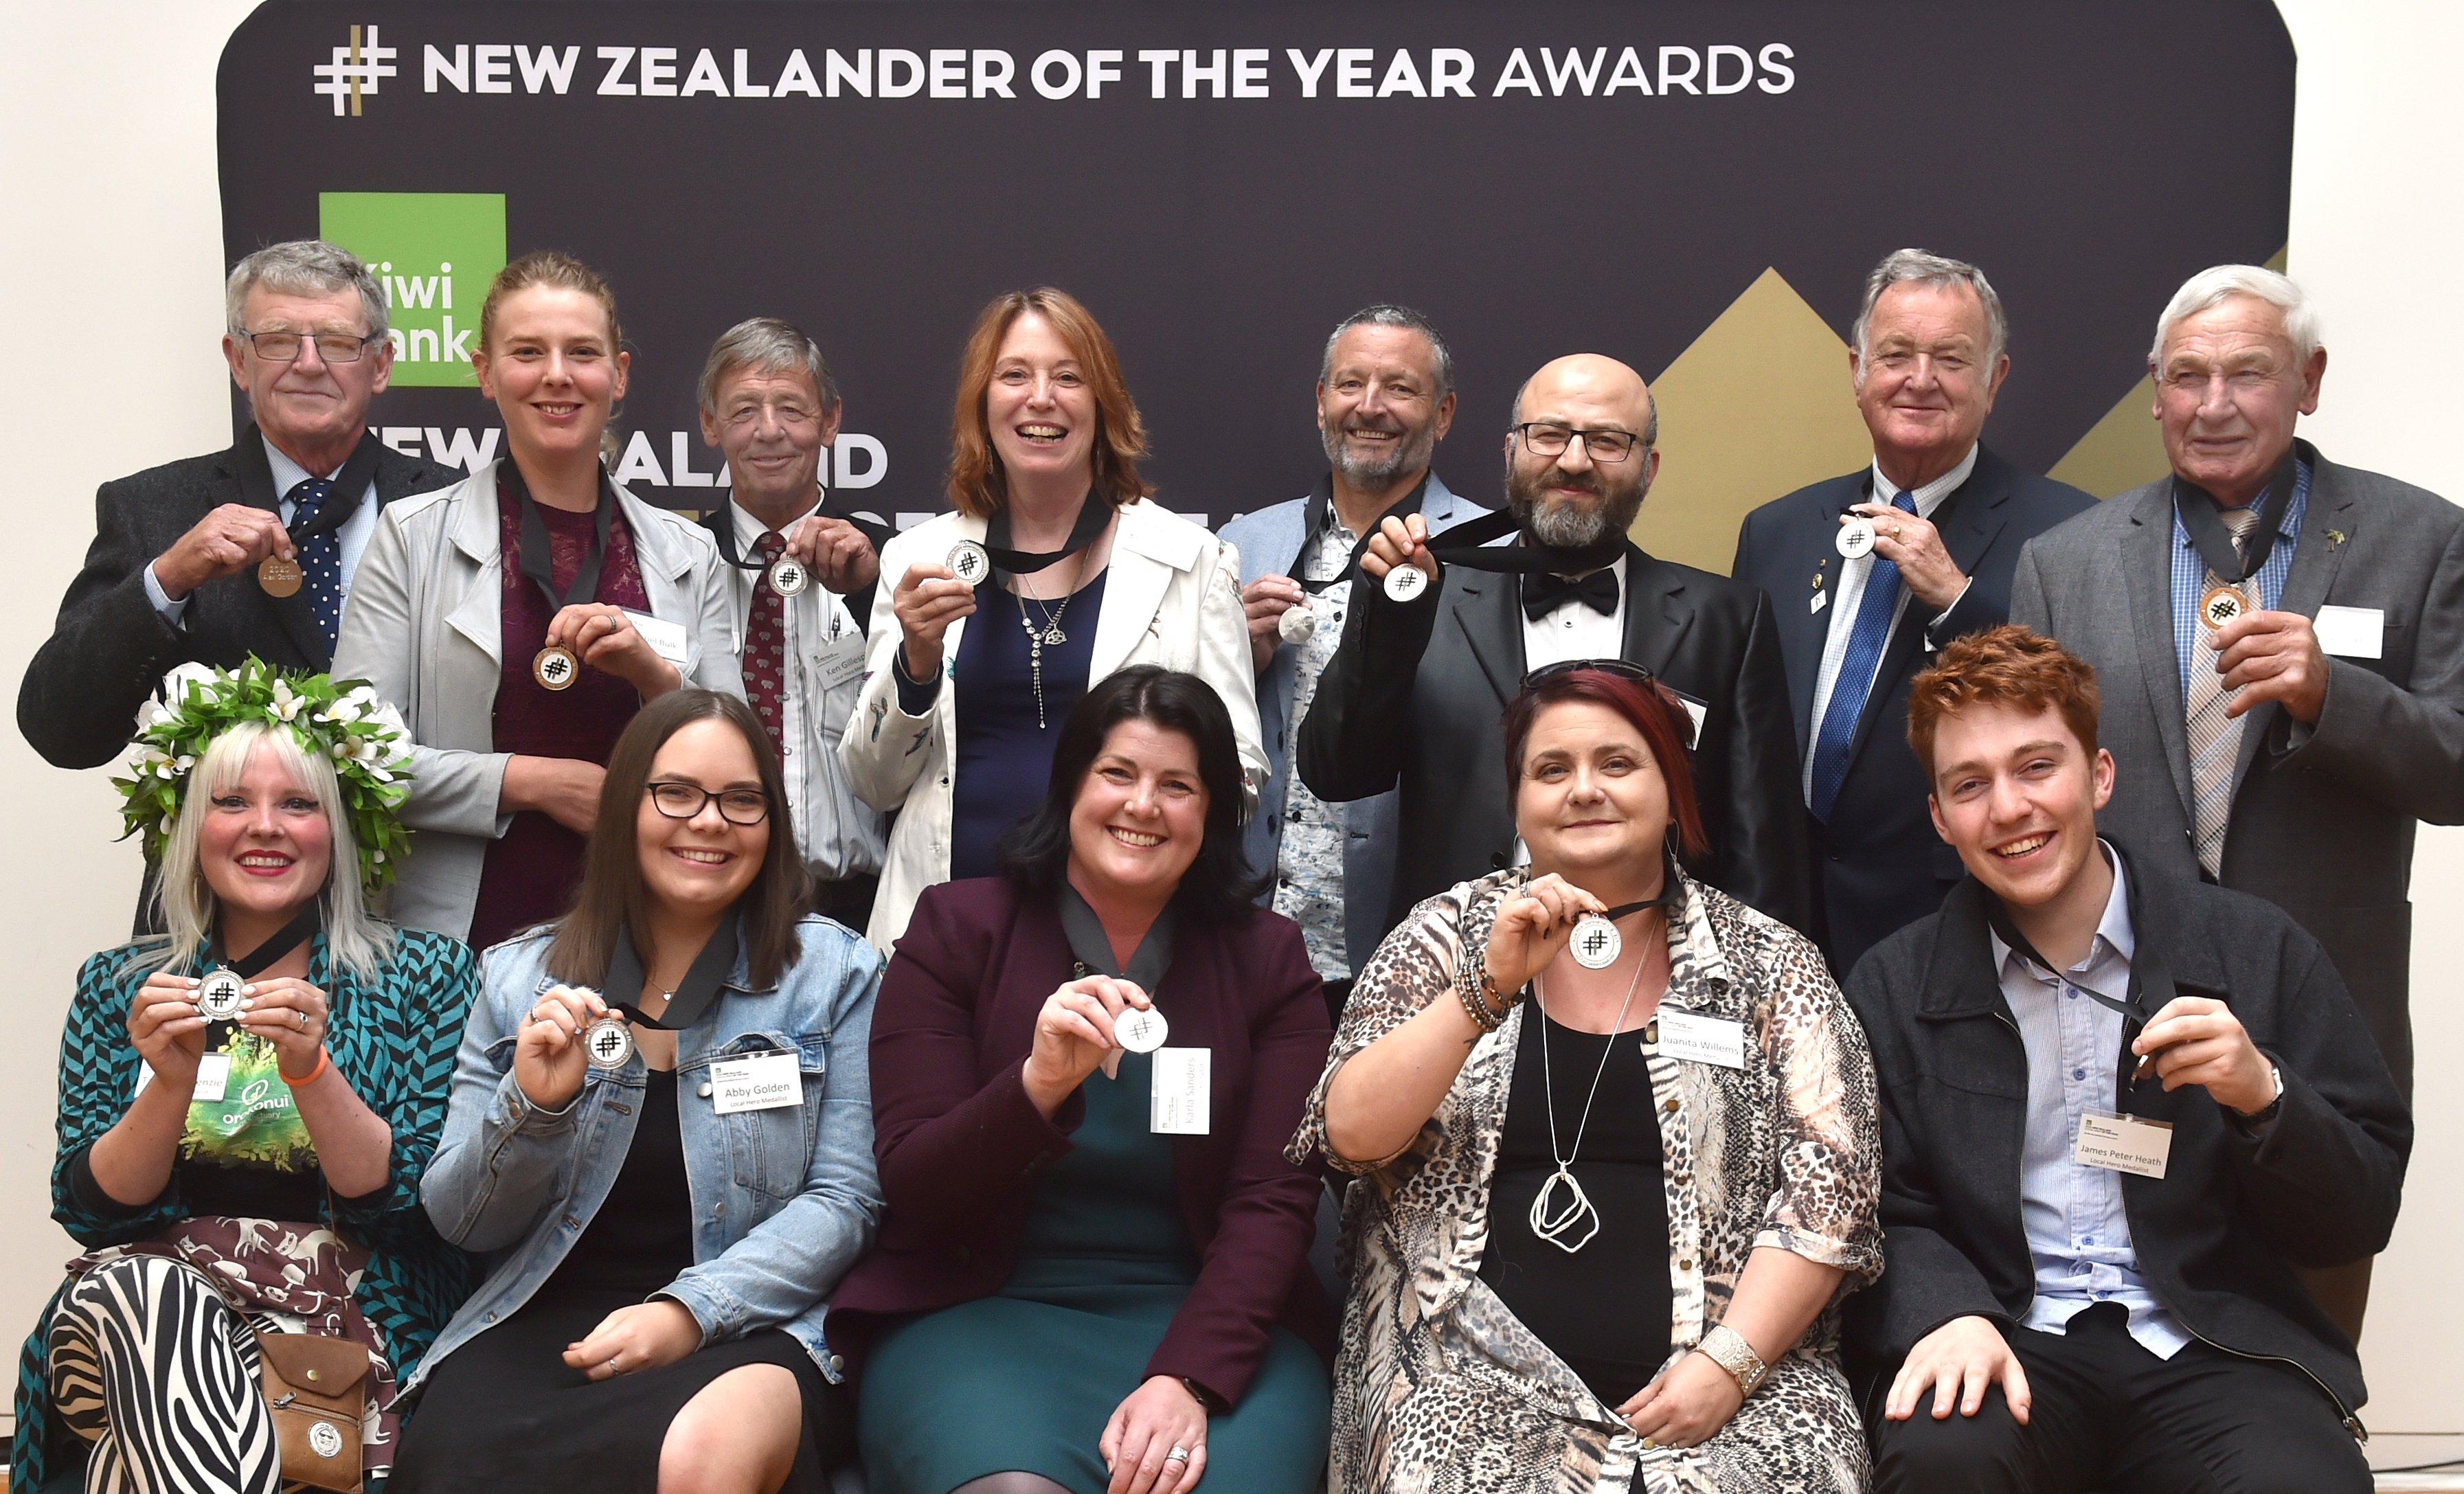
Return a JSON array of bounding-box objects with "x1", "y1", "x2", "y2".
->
[
  {"x1": 1223, "y1": 306, "x2": 1489, "y2": 1015},
  {"x1": 1298, "y1": 353, "x2": 1809, "y2": 931}
]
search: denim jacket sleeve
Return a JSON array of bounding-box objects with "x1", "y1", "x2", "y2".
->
[
  {"x1": 659, "y1": 927, "x2": 887, "y2": 1344},
  {"x1": 419, "y1": 937, "x2": 591, "y2": 1254}
]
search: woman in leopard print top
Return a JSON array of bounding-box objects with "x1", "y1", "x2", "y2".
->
[{"x1": 1291, "y1": 662, "x2": 1881, "y2": 1493}]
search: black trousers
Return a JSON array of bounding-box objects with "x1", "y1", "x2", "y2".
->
[
  {"x1": 808, "y1": 873, "x2": 879, "y2": 936},
  {"x1": 1868, "y1": 1304, "x2": 2369, "y2": 1494}
]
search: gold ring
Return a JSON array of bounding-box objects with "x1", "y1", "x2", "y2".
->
[{"x1": 1642, "y1": 1436, "x2": 1657, "y2": 1450}]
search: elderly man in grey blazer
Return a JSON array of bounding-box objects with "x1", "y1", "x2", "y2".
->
[
  {"x1": 1220, "y1": 305, "x2": 1487, "y2": 1018},
  {"x1": 2012, "y1": 264, "x2": 2464, "y2": 1336}
]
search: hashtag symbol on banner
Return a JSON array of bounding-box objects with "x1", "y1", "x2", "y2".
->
[{"x1": 313, "y1": 25, "x2": 396, "y2": 116}]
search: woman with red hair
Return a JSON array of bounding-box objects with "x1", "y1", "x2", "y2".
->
[
  {"x1": 1296, "y1": 660, "x2": 1881, "y2": 1493},
  {"x1": 838, "y1": 288, "x2": 1263, "y2": 952}
]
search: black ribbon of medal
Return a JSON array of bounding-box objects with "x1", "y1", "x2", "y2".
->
[
  {"x1": 701, "y1": 500, "x2": 893, "y2": 571},
  {"x1": 195, "y1": 905, "x2": 325, "y2": 1023},
  {"x1": 580, "y1": 918, "x2": 741, "y2": 1070},
  {"x1": 1561, "y1": 860, "x2": 1682, "y2": 971},
  {"x1": 508, "y1": 464, "x2": 616, "y2": 691},
  {"x1": 982, "y1": 490, "x2": 1114, "y2": 578},
  {"x1": 1981, "y1": 847, "x2": 2189, "y2": 1085},
  {"x1": 1285, "y1": 473, "x2": 1431, "y2": 596},
  {"x1": 253, "y1": 433, "x2": 385, "y2": 599},
  {"x1": 1360, "y1": 507, "x2": 1627, "y2": 598},
  {"x1": 2174, "y1": 449, "x2": 2299, "y2": 585}
]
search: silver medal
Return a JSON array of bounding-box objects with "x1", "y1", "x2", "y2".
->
[
  {"x1": 196, "y1": 968, "x2": 247, "y2": 1021},
  {"x1": 947, "y1": 541, "x2": 992, "y2": 587},
  {"x1": 1115, "y1": 1005, "x2": 1168, "y2": 1054},
  {"x1": 583, "y1": 1015, "x2": 635, "y2": 1071},
  {"x1": 1382, "y1": 564, "x2": 1429, "y2": 602},
  {"x1": 1835, "y1": 516, "x2": 1877, "y2": 560},
  {"x1": 1278, "y1": 603, "x2": 1317, "y2": 646},
  {"x1": 1568, "y1": 914, "x2": 1622, "y2": 970},
  {"x1": 767, "y1": 556, "x2": 810, "y2": 597}
]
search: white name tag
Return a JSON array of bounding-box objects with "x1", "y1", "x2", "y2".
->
[
  {"x1": 813, "y1": 624, "x2": 866, "y2": 690},
  {"x1": 1655, "y1": 1008, "x2": 1746, "y2": 1069},
  {"x1": 191, "y1": 1053, "x2": 231, "y2": 1104},
  {"x1": 623, "y1": 609, "x2": 692, "y2": 668},
  {"x1": 2313, "y1": 604, "x2": 2384, "y2": 660},
  {"x1": 1151, "y1": 1048, "x2": 1210, "y2": 1135},
  {"x1": 708, "y1": 1052, "x2": 804, "y2": 1115},
  {"x1": 1671, "y1": 692, "x2": 1709, "y2": 739},
  {"x1": 2075, "y1": 1111, "x2": 2173, "y2": 1178}
]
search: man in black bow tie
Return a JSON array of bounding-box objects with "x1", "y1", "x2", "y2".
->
[{"x1": 1296, "y1": 352, "x2": 1810, "y2": 933}]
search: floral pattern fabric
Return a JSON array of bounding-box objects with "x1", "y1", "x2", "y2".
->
[{"x1": 1290, "y1": 869, "x2": 1882, "y2": 1494}]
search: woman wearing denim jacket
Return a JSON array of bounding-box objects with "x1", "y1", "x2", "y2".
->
[{"x1": 392, "y1": 690, "x2": 884, "y2": 1494}]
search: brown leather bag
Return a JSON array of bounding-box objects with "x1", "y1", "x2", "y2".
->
[{"x1": 255, "y1": 1331, "x2": 370, "y2": 1492}]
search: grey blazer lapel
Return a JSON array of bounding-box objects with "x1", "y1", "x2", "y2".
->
[
  {"x1": 2121, "y1": 484, "x2": 2197, "y2": 824},
  {"x1": 2234, "y1": 445, "x2": 2355, "y2": 785}
]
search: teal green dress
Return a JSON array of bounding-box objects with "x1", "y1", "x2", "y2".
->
[{"x1": 857, "y1": 1052, "x2": 1329, "y2": 1493}]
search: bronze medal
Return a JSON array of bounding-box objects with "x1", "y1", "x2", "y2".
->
[
  {"x1": 532, "y1": 644, "x2": 580, "y2": 692},
  {"x1": 258, "y1": 555, "x2": 304, "y2": 598},
  {"x1": 2198, "y1": 584, "x2": 2248, "y2": 631}
]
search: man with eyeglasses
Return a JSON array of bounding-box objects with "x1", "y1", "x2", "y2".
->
[
  {"x1": 1297, "y1": 352, "x2": 1810, "y2": 934},
  {"x1": 1731, "y1": 250, "x2": 2092, "y2": 980},
  {"x1": 693, "y1": 317, "x2": 885, "y2": 931},
  {"x1": 2012, "y1": 264, "x2": 2464, "y2": 1341},
  {"x1": 1219, "y1": 305, "x2": 1487, "y2": 1019},
  {"x1": 21, "y1": 240, "x2": 454, "y2": 779}
]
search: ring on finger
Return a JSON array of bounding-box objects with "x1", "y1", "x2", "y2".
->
[
  {"x1": 1164, "y1": 1446, "x2": 1190, "y2": 1465},
  {"x1": 296, "y1": 1009, "x2": 308, "y2": 1030}
]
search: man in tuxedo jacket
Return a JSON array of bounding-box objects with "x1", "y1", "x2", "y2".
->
[
  {"x1": 21, "y1": 240, "x2": 455, "y2": 771},
  {"x1": 2013, "y1": 264, "x2": 2463, "y2": 1337},
  {"x1": 1296, "y1": 352, "x2": 1809, "y2": 932},
  {"x1": 1734, "y1": 250, "x2": 2092, "y2": 977},
  {"x1": 1221, "y1": 305, "x2": 1487, "y2": 1015}
]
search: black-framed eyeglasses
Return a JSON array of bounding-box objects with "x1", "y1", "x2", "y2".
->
[
  {"x1": 1511, "y1": 422, "x2": 1644, "y2": 462},
  {"x1": 646, "y1": 781, "x2": 772, "y2": 825},
  {"x1": 235, "y1": 328, "x2": 381, "y2": 364}
]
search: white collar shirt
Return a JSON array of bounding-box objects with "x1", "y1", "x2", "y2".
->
[
  {"x1": 142, "y1": 435, "x2": 384, "y2": 625},
  {"x1": 1518, "y1": 553, "x2": 1629, "y2": 672}
]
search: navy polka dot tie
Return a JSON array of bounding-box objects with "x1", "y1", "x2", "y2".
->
[{"x1": 285, "y1": 477, "x2": 345, "y2": 650}]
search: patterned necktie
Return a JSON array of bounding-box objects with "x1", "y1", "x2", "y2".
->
[
  {"x1": 743, "y1": 531, "x2": 790, "y2": 756},
  {"x1": 284, "y1": 477, "x2": 345, "y2": 649},
  {"x1": 1808, "y1": 488, "x2": 1920, "y2": 821},
  {"x1": 2185, "y1": 504, "x2": 2263, "y2": 878}
]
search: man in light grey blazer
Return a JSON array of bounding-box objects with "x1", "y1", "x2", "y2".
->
[
  {"x1": 1221, "y1": 305, "x2": 1487, "y2": 1017},
  {"x1": 2013, "y1": 264, "x2": 2464, "y2": 1335}
]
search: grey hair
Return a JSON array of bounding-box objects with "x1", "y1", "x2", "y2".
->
[
  {"x1": 1851, "y1": 249, "x2": 2009, "y2": 370},
  {"x1": 697, "y1": 317, "x2": 841, "y2": 417},
  {"x1": 2148, "y1": 264, "x2": 2323, "y2": 367},
  {"x1": 149, "y1": 721, "x2": 395, "y2": 982},
  {"x1": 1320, "y1": 304, "x2": 1455, "y2": 399},
  {"x1": 225, "y1": 240, "x2": 389, "y2": 341}
]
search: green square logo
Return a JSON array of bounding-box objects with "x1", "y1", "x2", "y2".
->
[{"x1": 318, "y1": 192, "x2": 506, "y2": 387}]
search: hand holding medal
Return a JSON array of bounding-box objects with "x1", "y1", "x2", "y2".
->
[
  {"x1": 891, "y1": 554, "x2": 982, "y2": 684},
  {"x1": 1359, "y1": 510, "x2": 1440, "y2": 602},
  {"x1": 128, "y1": 970, "x2": 215, "y2": 1086},
  {"x1": 1483, "y1": 872, "x2": 1614, "y2": 999},
  {"x1": 516, "y1": 984, "x2": 615, "y2": 1111},
  {"x1": 1023, "y1": 973, "x2": 1162, "y2": 1113},
  {"x1": 539, "y1": 603, "x2": 679, "y2": 697},
  {"x1": 782, "y1": 514, "x2": 881, "y2": 594}
]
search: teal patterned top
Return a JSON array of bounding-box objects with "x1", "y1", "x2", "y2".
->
[{"x1": 12, "y1": 927, "x2": 477, "y2": 1494}]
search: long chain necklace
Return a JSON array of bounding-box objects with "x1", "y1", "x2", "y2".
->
[
  {"x1": 1528, "y1": 919, "x2": 1657, "y2": 1254},
  {"x1": 1017, "y1": 546, "x2": 1087, "y2": 729}
]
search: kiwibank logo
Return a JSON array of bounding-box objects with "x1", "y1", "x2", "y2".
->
[{"x1": 318, "y1": 193, "x2": 506, "y2": 388}]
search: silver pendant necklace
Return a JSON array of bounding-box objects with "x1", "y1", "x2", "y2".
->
[
  {"x1": 1017, "y1": 549, "x2": 1087, "y2": 729},
  {"x1": 1528, "y1": 927, "x2": 1654, "y2": 1254}
]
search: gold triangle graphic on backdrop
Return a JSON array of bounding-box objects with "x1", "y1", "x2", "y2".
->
[
  {"x1": 1631, "y1": 267, "x2": 1873, "y2": 576},
  {"x1": 2049, "y1": 245, "x2": 2290, "y2": 499}
]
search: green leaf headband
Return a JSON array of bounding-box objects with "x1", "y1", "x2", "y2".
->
[{"x1": 112, "y1": 657, "x2": 416, "y2": 894}]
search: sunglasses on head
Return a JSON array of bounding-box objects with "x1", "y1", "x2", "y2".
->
[{"x1": 1517, "y1": 658, "x2": 1695, "y2": 750}]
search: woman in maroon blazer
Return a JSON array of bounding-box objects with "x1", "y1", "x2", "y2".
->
[{"x1": 833, "y1": 666, "x2": 1334, "y2": 1494}]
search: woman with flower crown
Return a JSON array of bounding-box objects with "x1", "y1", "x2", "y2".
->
[{"x1": 10, "y1": 657, "x2": 477, "y2": 1494}]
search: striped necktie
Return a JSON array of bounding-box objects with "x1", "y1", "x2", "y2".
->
[{"x1": 2184, "y1": 503, "x2": 2263, "y2": 878}]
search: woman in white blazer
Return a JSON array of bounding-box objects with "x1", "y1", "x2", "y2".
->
[
  {"x1": 335, "y1": 252, "x2": 740, "y2": 948},
  {"x1": 839, "y1": 288, "x2": 1263, "y2": 949}
]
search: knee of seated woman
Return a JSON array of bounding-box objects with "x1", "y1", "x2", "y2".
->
[{"x1": 658, "y1": 1363, "x2": 804, "y2": 1486}]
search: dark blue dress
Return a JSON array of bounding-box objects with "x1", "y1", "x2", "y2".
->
[{"x1": 947, "y1": 571, "x2": 1109, "y2": 879}]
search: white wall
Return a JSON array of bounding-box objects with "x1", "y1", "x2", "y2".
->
[{"x1": 0, "y1": 0, "x2": 2456, "y2": 1464}]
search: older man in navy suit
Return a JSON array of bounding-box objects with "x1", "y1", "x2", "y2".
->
[
  {"x1": 1733, "y1": 250, "x2": 2092, "y2": 976},
  {"x1": 1221, "y1": 305, "x2": 1487, "y2": 1019}
]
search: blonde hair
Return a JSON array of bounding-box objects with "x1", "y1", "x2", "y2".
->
[
  {"x1": 150, "y1": 722, "x2": 395, "y2": 981},
  {"x1": 479, "y1": 250, "x2": 628, "y2": 468}
]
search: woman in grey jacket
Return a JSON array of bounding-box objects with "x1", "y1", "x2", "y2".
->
[{"x1": 392, "y1": 690, "x2": 883, "y2": 1494}]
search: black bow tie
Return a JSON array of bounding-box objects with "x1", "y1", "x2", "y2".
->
[{"x1": 1521, "y1": 568, "x2": 1620, "y2": 622}]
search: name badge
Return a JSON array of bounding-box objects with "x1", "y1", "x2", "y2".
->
[
  {"x1": 708, "y1": 1052, "x2": 804, "y2": 1115},
  {"x1": 813, "y1": 624, "x2": 866, "y2": 691},
  {"x1": 623, "y1": 609, "x2": 692, "y2": 668},
  {"x1": 2313, "y1": 604, "x2": 2385, "y2": 660},
  {"x1": 2075, "y1": 1111, "x2": 2173, "y2": 1179},
  {"x1": 1655, "y1": 1008, "x2": 1746, "y2": 1069},
  {"x1": 1669, "y1": 691, "x2": 1709, "y2": 740},
  {"x1": 192, "y1": 1053, "x2": 232, "y2": 1104},
  {"x1": 1151, "y1": 1048, "x2": 1210, "y2": 1135}
]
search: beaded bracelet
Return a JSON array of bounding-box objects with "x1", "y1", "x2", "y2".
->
[{"x1": 1454, "y1": 944, "x2": 1515, "y2": 1032}]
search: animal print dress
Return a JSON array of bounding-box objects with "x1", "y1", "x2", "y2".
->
[{"x1": 1289, "y1": 869, "x2": 1882, "y2": 1494}]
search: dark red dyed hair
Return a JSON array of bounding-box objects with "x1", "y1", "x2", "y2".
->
[{"x1": 1502, "y1": 666, "x2": 1709, "y2": 860}]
